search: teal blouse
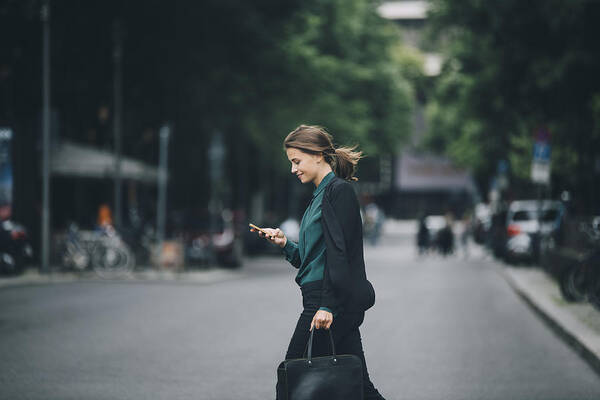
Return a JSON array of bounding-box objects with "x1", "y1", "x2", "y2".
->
[{"x1": 283, "y1": 171, "x2": 335, "y2": 314}]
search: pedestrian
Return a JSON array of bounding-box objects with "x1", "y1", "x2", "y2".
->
[
  {"x1": 364, "y1": 200, "x2": 384, "y2": 246},
  {"x1": 460, "y1": 211, "x2": 472, "y2": 259},
  {"x1": 438, "y1": 212, "x2": 454, "y2": 256},
  {"x1": 251, "y1": 125, "x2": 386, "y2": 400},
  {"x1": 416, "y1": 214, "x2": 430, "y2": 255}
]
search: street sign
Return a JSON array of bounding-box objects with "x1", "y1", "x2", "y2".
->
[
  {"x1": 208, "y1": 131, "x2": 225, "y2": 182},
  {"x1": 533, "y1": 142, "x2": 551, "y2": 162},
  {"x1": 0, "y1": 128, "x2": 13, "y2": 220},
  {"x1": 531, "y1": 162, "x2": 550, "y2": 183},
  {"x1": 531, "y1": 127, "x2": 551, "y2": 185}
]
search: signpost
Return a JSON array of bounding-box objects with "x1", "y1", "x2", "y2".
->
[
  {"x1": 0, "y1": 128, "x2": 13, "y2": 221},
  {"x1": 41, "y1": 0, "x2": 51, "y2": 273},
  {"x1": 531, "y1": 127, "x2": 551, "y2": 184},
  {"x1": 531, "y1": 126, "x2": 551, "y2": 261},
  {"x1": 208, "y1": 131, "x2": 225, "y2": 266},
  {"x1": 156, "y1": 124, "x2": 170, "y2": 246},
  {"x1": 113, "y1": 19, "x2": 123, "y2": 227}
]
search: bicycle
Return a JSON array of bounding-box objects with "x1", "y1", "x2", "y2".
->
[
  {"x1": 559, "y1": 217, "x2": 600, "y2": 308},
  {"x1": 61, "y1": 223, "x2": 135, "y2": 278}
]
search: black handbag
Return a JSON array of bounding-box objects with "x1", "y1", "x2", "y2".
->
[{"x1": 276, "y1": 329, "x2": 364, "y2": 400}]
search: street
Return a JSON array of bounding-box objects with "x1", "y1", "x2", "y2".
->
[{"x1": 1, "y1": 237, "x2": 600, "y2": 400}]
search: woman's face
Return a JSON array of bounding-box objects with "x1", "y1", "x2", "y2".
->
[{"x1": 286, "y1": 147, "x2": 322, "y2": 184}]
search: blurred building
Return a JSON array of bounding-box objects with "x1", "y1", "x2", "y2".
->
[
  {"x1": 50, "y1": 139, "x2": 159, "y2": 229},
  {"x1": 0, "y1": 3, "x2": 163, "y2": 265},
  {"x1": 378, "y1": 1, "x2": 442, "y2": 78},
  {"x1": 393, "y1": 151, "x2": 477, "y2": 218},
  {"x1": 377, "y1": 1, "x2": 478, "y2": 218}
]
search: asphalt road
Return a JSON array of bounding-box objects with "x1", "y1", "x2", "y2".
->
[{"x1": 1, "y1": 239, "x2": 600, "y2": 400}]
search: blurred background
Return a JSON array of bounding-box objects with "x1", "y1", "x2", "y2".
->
[
  {"x1": 2, "y1": 1, "x2": 600, "y2": 398},
  {"x1": 0, "y1": 0, "x2": 598, "y2": 276}
]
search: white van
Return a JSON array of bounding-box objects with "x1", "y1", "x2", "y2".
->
[{"x1": 505, "y1": 200, "x2": 564, "y2": 262}]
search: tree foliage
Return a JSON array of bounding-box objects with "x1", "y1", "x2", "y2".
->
[
  {"x1": 1, "y1": 0, "x2": 414, "y2": 216},
  {"x1": 425, "y1": 0, "x2": 600, "y2": 210},
  {"x1": 119, "y1": 0, "x2": 414, "y2": 208},
  {"x1": 233, "y1": 0, "x2": 413, "y2": 169}
]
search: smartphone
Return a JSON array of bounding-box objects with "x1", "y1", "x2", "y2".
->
[{"x1": 249, "y1": 223, "x2": 268, "y2": 235}]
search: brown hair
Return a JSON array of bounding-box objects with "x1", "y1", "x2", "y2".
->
[{"x1": 283, "y1": 125, "x2": 363, "y2": 181}]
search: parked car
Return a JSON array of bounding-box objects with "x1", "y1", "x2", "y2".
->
[
  {"x1": 0, "y1": 219, "x2": 34, "y2": 275},
  {"x1": 505, "y1": 200, "x2": 565, "y2": 263}
]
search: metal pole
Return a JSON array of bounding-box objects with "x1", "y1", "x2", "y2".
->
[
  {"x1": 113, "y1": 19, "x2": 123, "y2": 226},
  {"x1": 156, "y1": 124, "x2": 170, "y2": 245},
  {"x1": 41, "y1": 0, "x2": 51, "y2": 273},
  {"x1": 536, "y1": 183, "x2": 543, "y2": 261}
]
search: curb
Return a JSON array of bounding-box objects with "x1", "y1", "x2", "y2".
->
[
  {"x1": 499, "y1": 266, "x2": 600, "y2": 376},
  {"x1": 0, "y1": 270, "x2": 80, "y2": 288},
  {"x1": 0, "y1": 267, "x2": 245, "y2": 289}
]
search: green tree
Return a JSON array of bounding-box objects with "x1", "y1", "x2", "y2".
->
[
  {"x1": 21, "y1": 0, "x2": 413, "y2": 215},
  {"x1": 425, "y1": 0, "x2": 600, "y2": 210},
  {"x1": 241, "y1": 0, "x2": 414, "y2": 170}
]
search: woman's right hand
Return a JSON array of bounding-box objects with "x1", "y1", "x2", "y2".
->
[{"x1": 250, "y1": 227, "x2": 287, "y2": 248}]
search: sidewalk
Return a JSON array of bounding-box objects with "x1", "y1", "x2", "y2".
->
[
  {"x1": 500, "y1": 265, "x2": 600, "y2": 374},
  {"x1": 0, "y1": 266, "x2": 244, "y2": 289}
]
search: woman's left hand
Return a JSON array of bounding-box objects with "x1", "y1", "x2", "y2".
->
[{"x1": 310, "y1": 310, "x2": 333, "y2": 330}]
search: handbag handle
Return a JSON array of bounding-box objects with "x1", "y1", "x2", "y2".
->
[{"x1": 306, "y1": 329, "x2": 337, "y2": 365}]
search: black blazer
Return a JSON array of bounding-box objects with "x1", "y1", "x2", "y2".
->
[{"x1": 320, "y1": 175, "x2": 375, "y2": 314}]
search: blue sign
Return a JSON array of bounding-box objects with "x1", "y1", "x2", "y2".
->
[
  {"x1": 533, "y1": 142, "x2": 551, "y2": 162},
  {"x1": 0, "y1": 128, "x2": 13, "y2": 219},
  {"x1": 496, "y1": 159, "x2": 508, "y2": 174}
]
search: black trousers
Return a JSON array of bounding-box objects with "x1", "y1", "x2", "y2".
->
[{"x1": 276, "y1": 280, "x2": 385, "y2": 400}]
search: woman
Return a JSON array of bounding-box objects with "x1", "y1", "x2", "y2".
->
[{"x1": 251, "y1": 125, "x2": 386, "y2": 400}]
